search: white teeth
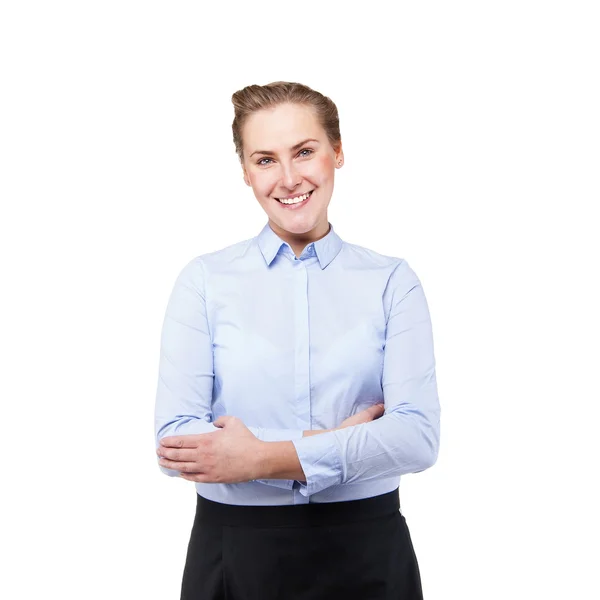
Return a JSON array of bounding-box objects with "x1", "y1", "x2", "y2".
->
[{"x1": 278, "y1": 191, "x2": 311, "y2": 205}]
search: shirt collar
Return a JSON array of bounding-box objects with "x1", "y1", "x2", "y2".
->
[{"x1": 256, "y1": 221, "x2": 343, "y2": 269}]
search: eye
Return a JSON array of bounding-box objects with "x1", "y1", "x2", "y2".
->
[{"x1": 256, "y1": 148, "x2": 313, "y2": 166}]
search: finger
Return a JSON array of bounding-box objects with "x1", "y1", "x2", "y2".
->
[
  {"x1": 213, "y1": 415, "x2": 235, "y2": 427},
  {"x1": 159, "y1": 435, "x2": 201, "y2": 448},
  {"x1": 156, "y1": 447, "x2": 197, "y2": 461},
  {"x1": 159, "y1": 458, "x2": 201, "y2": 472},
  {"x1": 158, "y1": 458, "x2": 198, "y2": 473}
]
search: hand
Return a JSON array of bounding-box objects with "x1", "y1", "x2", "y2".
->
[
  {"x1": 157, "y1": 416, "x2": 264, "y2": 484},
  {"x1": 336, "y1": 403, "x2": 385, "y2": 430}
]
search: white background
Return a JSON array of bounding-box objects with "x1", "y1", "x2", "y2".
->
[{"x1": 1, "y1": 1, "x2": 598, "y2": 598}]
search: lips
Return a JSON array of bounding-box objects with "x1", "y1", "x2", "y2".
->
[{"x1": 275, "y1": 189, "x2": 314, "y2": 203}]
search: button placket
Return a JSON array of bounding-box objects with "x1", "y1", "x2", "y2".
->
[{"x1": 292, "y1": 260, "x2": 311, "y2": 504}]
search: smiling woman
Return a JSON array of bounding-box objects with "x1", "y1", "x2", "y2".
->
[
  {"x1": 233, "y1": 85, "x2": 344, "y2": 258},
  {"x1": 154, "y1": 81, "x2": 439, "y2": 600}
]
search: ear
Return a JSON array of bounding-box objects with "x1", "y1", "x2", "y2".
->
[{"x1": 333, "y1": 142, "x2": 344, "y2": 168}]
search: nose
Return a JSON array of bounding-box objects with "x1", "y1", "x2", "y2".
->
[{"x1": 281, "y1": 161, "x2": 302, "y2": 190}]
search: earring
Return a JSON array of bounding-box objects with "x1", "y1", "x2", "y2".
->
[{"x1": 338, "y1": 160, "x2": 342, "y2": 166}]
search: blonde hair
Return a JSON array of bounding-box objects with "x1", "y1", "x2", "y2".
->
[{"x1": 231, "y1": 81, "x2": 341, "y2": 162}]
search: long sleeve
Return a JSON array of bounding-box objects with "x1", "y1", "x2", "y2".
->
[
  {"x1": 291, "y1": 259, "x2": 441, "y2": 497},
  {"x1": 154, "y1": 257, "x2": 303, "y2": 488}
]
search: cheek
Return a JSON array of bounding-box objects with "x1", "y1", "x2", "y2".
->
[
  {"x1": 249, "y1": 172, "x2": 274, "y2": 195},
  {"x1": 310, "y1": 154, "x2": 334, "y2": 185}
]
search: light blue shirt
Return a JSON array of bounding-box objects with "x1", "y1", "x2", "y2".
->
[{"x1": 154, "y1": 221, "x2": 440, "y2": 505}]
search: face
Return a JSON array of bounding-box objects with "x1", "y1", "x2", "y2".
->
[{"x1": 241, "y1": 102, "x2": 343, "y2": 246}]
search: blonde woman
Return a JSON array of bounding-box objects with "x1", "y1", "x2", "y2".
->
[{"x1": 155, "y1": 81, "x2": 441, "y2": 599}]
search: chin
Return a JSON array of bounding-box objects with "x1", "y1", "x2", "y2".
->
[{"x1": 283, "y1": 218, "x2": 325, "y2": 233}]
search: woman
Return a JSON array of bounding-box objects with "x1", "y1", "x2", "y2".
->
[{"x1": 155, "y1": 81, "x2": 441, "y2": 599}]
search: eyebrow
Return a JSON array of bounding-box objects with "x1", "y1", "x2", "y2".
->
[{"x1": 249, "y1": 138, "x2": 320, "y2": 158}]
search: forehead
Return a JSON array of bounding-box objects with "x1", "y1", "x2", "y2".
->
[{"x1": 243, "y1": 103, "x2": 325, "y2": 151}]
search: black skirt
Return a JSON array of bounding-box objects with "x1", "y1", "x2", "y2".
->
[{"x1": 181, "y1": 487, "x2": 423, "y2": 600}]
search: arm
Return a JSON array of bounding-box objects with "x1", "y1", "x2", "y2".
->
[
  {"x1": 153, "y1": 257, "x2": 322, "y2": 488},
  {"x1": 303, "y1": 429, "x2": 335, "y2": 437},
  {"x1": 251, "y1": 428, "x2": 333, "y2": 487},
  {"x1": 253, "y1": 428, "x2": 337, "y2": 485},
  {"x1": 265, "y1": 259, "x2": 441, "y2": 497}
]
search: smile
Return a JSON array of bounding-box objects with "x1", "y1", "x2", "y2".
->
[{"x1": 275, "y1": 190, "x2": 314, "y2": 205}]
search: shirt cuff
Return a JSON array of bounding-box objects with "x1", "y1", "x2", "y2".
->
[
  {"x1": 291, "y1": 431, "x2": 344, "y2": 497},
  {"x1": 252, "y1": 429, "x2": 304, "y2": 489},
  {"x1": 254, "y1": 478, "x2": 296, "y2": 490}
]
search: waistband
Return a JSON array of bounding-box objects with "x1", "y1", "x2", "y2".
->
[{"x1": 194, "y1": 488, "x2": 400, "y2": 528}]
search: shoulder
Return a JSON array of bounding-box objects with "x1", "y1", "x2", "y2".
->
[
  {"x1": 179, "y1": 237, "x2": 255, "y2": 274},
  {"x1": 341, "y1": 239, "x2": 408, "y2": 273},
  {"x1": 338, "y1": 241, "x2": 422, "y2": 302},
  {"x1": 172, "y1": 237, "x2": 255, "y2": 291}
]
